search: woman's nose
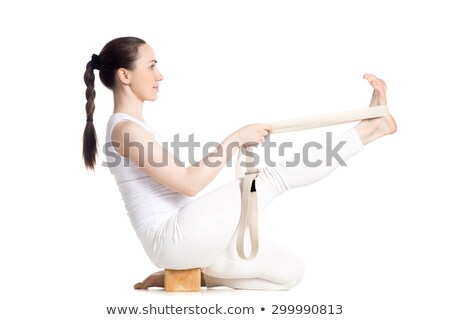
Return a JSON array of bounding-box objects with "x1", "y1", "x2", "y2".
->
[{"x1": 156, "y1": 69, "x2": 164, "y2": 81}]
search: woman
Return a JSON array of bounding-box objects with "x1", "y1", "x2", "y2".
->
[{"x1": 83, "y1": 36, "x2": 397, "y2": 290}]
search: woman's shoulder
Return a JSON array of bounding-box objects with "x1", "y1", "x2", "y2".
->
[
  {"x1": 112, "y1": 117, "x2": 156, "y2": 140},
  {"x1": 110, "y1": 113, "x2": 154, "y2": 135},
  {"x1": 108, "y1": 113, "x2": 166, "y2": 146}
]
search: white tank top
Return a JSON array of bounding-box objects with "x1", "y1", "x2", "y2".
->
[{"x1": 104, "y1": 113, "x2": 192, "y2": 233}]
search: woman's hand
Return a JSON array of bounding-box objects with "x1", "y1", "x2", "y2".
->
[{"x1": 236, "y1": 123, "x2": 273, "y2": 148}]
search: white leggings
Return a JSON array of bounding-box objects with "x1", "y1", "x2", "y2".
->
[{"x1": 140, "y1": 128, "x2": 364, "y2": 290}]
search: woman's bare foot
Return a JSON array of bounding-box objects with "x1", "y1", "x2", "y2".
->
[
  {"x1": 134, "y1": 270, "x2": 165, "y2": 289},
  {"x1": 355, "y1": 74, "x2": 397, "y2": 145},
  {"x1": 134, "y1": 270, "x2": 207, "y2": 289}
]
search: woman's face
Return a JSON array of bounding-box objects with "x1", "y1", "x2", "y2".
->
[{"x1": 128, "y1": 44, "x2": 163, "y2": 101}]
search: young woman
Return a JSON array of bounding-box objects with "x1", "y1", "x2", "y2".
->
[{"x1": 83, "y1": 36, "x2": 397, "y2": 290}]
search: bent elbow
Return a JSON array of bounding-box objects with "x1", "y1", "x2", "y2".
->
[
  {"x1": 183, "y1": 180, "x2": 202, "y2": 197},
  {"x1": 186, "y1": 191, "x2": 197, "y2": 197},
  {"x1": 185, "y1": 186, "x2": 199, "y2": 197}
]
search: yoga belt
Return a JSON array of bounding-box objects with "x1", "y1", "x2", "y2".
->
[{"x1": 235, "y1": 105, "x2": 390, "y2": 260}]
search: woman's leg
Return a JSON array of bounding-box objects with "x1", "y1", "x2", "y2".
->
[
  {"x1": 134, "y1": 236, "x2": 303, "y2": 290},
  {"x1": 196, "y1": 126, "x2": 365, "y2": 290},
  {"x1": 202, "y1": 236, "x2": 304, "y2": 290},
  {"x1": 136, "y1": 74, "x2": 396, "y2": 289}
]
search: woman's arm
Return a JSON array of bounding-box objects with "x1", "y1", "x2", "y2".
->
[
  {"x1": 112, "y1": 121, "x2": 271, "y2": 197},
  {"x1": 185, "y1": 129, "x2": 241, "y2": 196}
]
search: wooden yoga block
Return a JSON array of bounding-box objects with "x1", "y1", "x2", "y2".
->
[{"x1": 164, "y1": 268, "x2": 201, "y2": 292}]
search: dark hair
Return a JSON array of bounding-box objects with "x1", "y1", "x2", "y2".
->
[{"x1": 82, "y1": 36, "x2": 146, "y2": 170}]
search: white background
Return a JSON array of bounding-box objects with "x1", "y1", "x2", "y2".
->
[{"x1": 1, "y1": 0, "x2": 449, "y2": 319}]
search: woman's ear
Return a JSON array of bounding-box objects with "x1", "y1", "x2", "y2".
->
[{"x1": 116, "y1": 68, "x2": 131, "y2": 85}]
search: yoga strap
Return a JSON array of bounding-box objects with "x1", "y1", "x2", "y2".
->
[{"x1": 235, "y1": 105, "x2": 390, "y2": 260}]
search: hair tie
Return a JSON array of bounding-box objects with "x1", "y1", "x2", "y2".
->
[
  {"x1": 87, "y1": 116, "x2": 93, "y2": 122},
  {"x1": 91, "y1": 54, "x2": 100, "y2": 70}
]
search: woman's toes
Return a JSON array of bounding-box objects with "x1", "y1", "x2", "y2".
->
[
  {"x1": 364, "y1": 74, "x2": 386, "y2": 89},
  {"x1": 363, "y1": 73, "x2": 377, "y2": 82},
  {"x1": 363, "y1": 73, "x2": 387, "y2": 106}
]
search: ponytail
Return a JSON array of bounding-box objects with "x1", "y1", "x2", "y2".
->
[
  {"x1": 82, "y1": 37, "x2": 146, "y2": 171},
  {"x1": 82, "y1": 59, "x2": 98, "y2": 170}
]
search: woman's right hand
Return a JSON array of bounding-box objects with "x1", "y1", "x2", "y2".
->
[{"x1": 235, "y1": 123, "x2": 273, "y2": 148}]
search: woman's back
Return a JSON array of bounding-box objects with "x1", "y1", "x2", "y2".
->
[{"x1": 104, "y1": 113, "x2": 192, "y2": 233}]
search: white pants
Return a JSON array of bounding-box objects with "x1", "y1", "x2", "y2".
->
[{"x1": 140, "y1": 128, "x2": 364, "y2": 290}]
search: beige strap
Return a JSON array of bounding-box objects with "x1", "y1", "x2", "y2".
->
[{"x1": 235, "y1": 105, "x2": 390, "y2": 260}]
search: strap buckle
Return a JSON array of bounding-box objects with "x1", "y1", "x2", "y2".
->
[{"x1": 245, "y1": 168, "x2": 260, "y2": 175}]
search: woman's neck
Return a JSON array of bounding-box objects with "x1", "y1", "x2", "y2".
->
[{"x1": 113, "y1": 91, "x2": 145, "y2": 122}]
